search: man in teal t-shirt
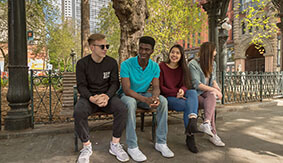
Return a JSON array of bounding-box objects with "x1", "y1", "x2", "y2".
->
[{"x1": 120, "y1": 36, "x2": 174, "y2": 162}]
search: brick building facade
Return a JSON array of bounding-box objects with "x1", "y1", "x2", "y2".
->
[
  {"x1": 233, "y1": 0, "x2": 281, "y2": 72},
  {"x1": 182, "y1": 0, "x2": 281, "y2": 72}
]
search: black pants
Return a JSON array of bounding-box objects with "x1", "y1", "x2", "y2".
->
[{"x1": 74, "y1": 95, "x2": 128, "y2": 143}]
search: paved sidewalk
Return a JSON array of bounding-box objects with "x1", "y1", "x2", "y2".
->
[{"x1": 0, "y1": 99, "x2": 282, "y2": 163}]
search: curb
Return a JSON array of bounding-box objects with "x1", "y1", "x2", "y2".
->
[
  {"x1": 216, "y1": 101, "x2": 278, "y2": 114},
  {"x1": 0, "y1": 123, "x2": 75, "y2": 140}
]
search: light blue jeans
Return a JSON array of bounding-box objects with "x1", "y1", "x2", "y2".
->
[
  {"x1": 120, "y1": 92, "x2": 168, "y2": 149},
  {"x1": 167, "y1": 89, "x2": 198, "y2": 128}
]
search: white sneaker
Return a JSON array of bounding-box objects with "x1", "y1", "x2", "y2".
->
[
  {"x1": 109, "y1": 142, "x2": 129, "y2": 162},
  {"x1": 209, "y1": 134, "x2": 225, "y2": 147},
  {"x1": 155, "y1": 143, "x2": 174, "y2": 158},
  {"x1": 77, "y1": 143, "x2": 93, "y2": 163},
  {"x1": 127, "y1": 147, "x2": 147, "y2": 162},
  {"x1": 199, "y1": 122, "x2": 214, "y2": 137}
]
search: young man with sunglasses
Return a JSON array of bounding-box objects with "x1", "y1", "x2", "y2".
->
[
  {"x1": 74, "y1": 33, "x2": 129, "y2": 163},
  {"x1": 119, "y1": 36, "x2": 174, "y2": 162}
]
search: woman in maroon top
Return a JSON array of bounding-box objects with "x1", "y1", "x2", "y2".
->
[{"x1": 159, "y1": 44, "x2": 200, "y2": 153}]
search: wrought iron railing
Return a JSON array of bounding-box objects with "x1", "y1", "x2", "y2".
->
[
  {"x1": 1, "y1": 70, "x2": 282, "y2": 126},
  {"x1": 30, "y1": 70, "x2": 63, "y2": 126},
  {"x1": 222, "y1": 71, "x2": 283, "y2": 104}
]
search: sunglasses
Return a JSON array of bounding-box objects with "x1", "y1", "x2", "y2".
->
[{"x1": 93, "y1": 44, "x2": 110, "y2": 50}]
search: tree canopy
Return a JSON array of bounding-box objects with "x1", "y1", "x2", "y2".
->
[
  {"x1": 0, "y1": 0, "x2": 59, "y2": 70},
  {"x1": 145, "y1": 0, "x2": 205, "y2": 59},
  {"x1": 47, "y1": 20, "x2": 81, "y2": 72},
  {"x1": 238, "y1": 0, "x2": 278, "y2": 47},
  {"x1": 0, "y1": 0, "x2": 59, "y2": 44},
  {"x1": 96, "y1": 3, "x2": 120, "y2": 60},
  {"x1": 96, "y1": 0, "x2": 205, "y2": 62}
]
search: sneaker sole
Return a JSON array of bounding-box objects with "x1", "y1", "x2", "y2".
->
[
  {"x1": 76, "y1": 151, "x2": 92, "y2": 163},
  {"x1": 209, "y1": 139, "x2": 225, "y2": 147},
  {"x1": 127, "y1": 151, "x2": 147, "y2": 162},
  {"x1": 199, "y1": 128, "x2": 214, "y2": 137},
  {"x1": 109, "y1": 149, "x2": 129, "y2": 162},
  {"x1": 155, "y1": 146, "x2": 174, "y2": 158}
]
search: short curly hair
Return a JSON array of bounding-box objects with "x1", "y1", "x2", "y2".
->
[{"x1": 139, "y1": 36, "x2": 155, "y2": 49}]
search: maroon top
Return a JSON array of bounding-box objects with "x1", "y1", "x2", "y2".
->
[{"x1": 159, "y1": 62, "x2": 187, "y2": 97}]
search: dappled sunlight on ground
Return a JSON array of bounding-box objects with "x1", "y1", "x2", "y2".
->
[
  {"x1": 228, "y1": 148, "x2": 283, "y2": 163},
  {"x1": 219, "y1": 118, "x2": 255, "y2": 132},
  {"x1": 199, "y1": 150, "x2": 225, "y2": 162},
  {"x1": 243, "y1": 122, "x2": 283, "y2": 145}
]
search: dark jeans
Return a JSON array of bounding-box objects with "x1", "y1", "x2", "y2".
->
[{"x1": 73, "y1": 95, "x2": 128, "y2": 143}]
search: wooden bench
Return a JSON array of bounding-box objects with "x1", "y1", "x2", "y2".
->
[
  {"x1": 73, "y1": 85, "x2": 218, "y2": 152},
  {"x1": 73, "y1": 86, "x2": 157, "y2": 152}
]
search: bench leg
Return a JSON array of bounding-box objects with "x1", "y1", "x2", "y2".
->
[
  {"x1": 75, "y1": 132, "x2": 79, "y2": 152},
  {"x1": 141, "y1": 112, "x2": 145, "y2": 132},
  {"x1": 215, "y1": 109, "x2": 217, "y2": 122},
  {"x1": 152, "y1": 112, "x2": 156, "y2": 142}
]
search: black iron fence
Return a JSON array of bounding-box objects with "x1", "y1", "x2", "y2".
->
[
  {"x1": 222, "y1": 71, "x2": 283, "y2": 104},
  {"x1": 0, "y1": 71, "x2": 283, "y2": 127},
  {"x1": 30, "y1": 70, "x2": 63, "y2": 126}
]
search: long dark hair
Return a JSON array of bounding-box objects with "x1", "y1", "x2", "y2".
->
[
  {"x1": 199, "y1": 42, "x2": 216, "y2": 77},
  {"x1": 166, "y1": 44, "x2": 192, "y2": 89}
]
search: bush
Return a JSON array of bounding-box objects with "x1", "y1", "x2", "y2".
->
[{"x1": 1, "y1": 78, "x2": 8, "y2": 87}]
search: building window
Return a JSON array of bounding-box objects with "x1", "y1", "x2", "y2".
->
[
  {"x1": 241, "y1": 0, "x2": 253, "y2": 11},
  {"x1": 198, "y1": 33, "x2": 201, "y2": 45},
  {"x1": 192, "y1": 33, "x2": 195, "y2": 48},
  {"x1": 231, "y1": 21, "x2": 234, "y2": 40},
  {"x1": 242, "y1": 22, "x2": 245, "y2": 35},
  {"x1": 278, "y1": 36, "x2": 281, "y2": 67},
  {"x1": 248, "y1": 26, "x2": 252, "y2": 33},
  {"x1": 187, "y1": 37, "x2": 190, "y2": 49}
]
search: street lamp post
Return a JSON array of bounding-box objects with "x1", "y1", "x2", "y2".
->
[
  {"x1": 70, "y1": 49, "x2": 76, "y2": 72},
  {"x1": 202, "y1": 0, "x2": 230, "y2": 82},
  {"x1": 272, "y1": 0, "x2": 283, "y2": 71},
  {"x1": 4, "y1": 0, "x2": 31, "y2": 130},
  {"x1": 219, "y1": 18, "x2": 232, "y2": 72}
]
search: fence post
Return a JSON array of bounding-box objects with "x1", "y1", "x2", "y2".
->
[
  {"x1": 260, "y1": 72, "x2": 263, "y2": 102},
  {"x1": 0, "y1": 69, "x2": 2, "y2": 131},
  {"x1": 30, "y1": 70, "x2": 34, "y2": 128},
  {"x1": 221, "y1": 71, "x2": 225, "y2": 104},
  {"x1": 282, "y1": 71, "x2": 283, "y2": 95},
  {"x1": 49, "y1": 70, "x2": 52, "y2": 121}
]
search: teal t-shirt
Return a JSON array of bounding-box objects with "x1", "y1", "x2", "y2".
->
[{"x1": 120, "y1": 56, "x2": 160, "y2": 93}]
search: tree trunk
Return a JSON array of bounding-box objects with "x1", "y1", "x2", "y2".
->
[
  {"x1": 112, "y1": 0, "x2": 149, "y2": 65},
  {"x1": 81, "y1": 0, "x2": 90, "y2": 57}
]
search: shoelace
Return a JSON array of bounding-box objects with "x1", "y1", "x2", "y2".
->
[
  {"x1": 214, "y1": 135, "x2": 220, "y2": 141},
  {"x1": 80, "y1": 147, "x2": 91, "y2": 157},
  {"x1": 213, "y1": 135, "x2": 223, "y2": 144},
  {"x1": 114, "y1": 143, "x2": 125, "y2": 153},
  {"x1": 131, "y1": 148, "x2": 144, "y2": 156}
]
